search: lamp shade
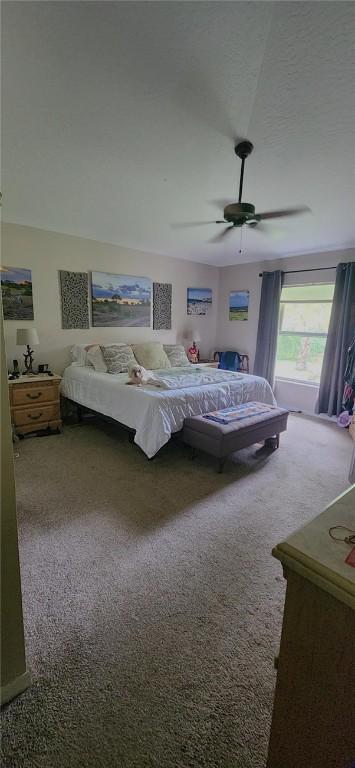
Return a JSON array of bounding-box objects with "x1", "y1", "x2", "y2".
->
[
  {"x1": 193, "y1": 329, "x2": 201, "y2": 343},
  {"x1": 16, "y1": 328, "x2": 39, "y2": 346}
]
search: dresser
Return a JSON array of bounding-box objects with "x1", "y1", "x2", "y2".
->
[
  {"x1": 267, "y1": 485, "x2": 355, "y2": 768},
  {"x1": 8, "y1": 374, "x2": 62, "y2": 437}
]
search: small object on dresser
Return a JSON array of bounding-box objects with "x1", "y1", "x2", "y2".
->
[
  {"x1": 11, "y1": 359, "x2": 20, "y2": 378},
  {"x1": 16, "y1": 328, "x2": 39, "y2": 375}
]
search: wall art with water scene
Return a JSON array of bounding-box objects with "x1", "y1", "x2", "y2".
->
[
  {"x1": 1, "y1": 266, "x2": 34, "y2": 320},
  {"x1": 187, "y1": 287, "x2": 212, "y2": 316},
  {"x1": 229, "y1": 290, "x2": 249, "y2": 321},
  {"x1": 91, "y1": 271, "x2": 151, "y2": 327}
]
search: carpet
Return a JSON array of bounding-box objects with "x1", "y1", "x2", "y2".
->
[{"x1": 1, "y1": 414, "x2": 352, "y2": 767}]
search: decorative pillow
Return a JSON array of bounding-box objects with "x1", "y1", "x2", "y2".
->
[
  {"x1": 163, "y1": 344, "x2": 190, "y2": 367},
  {"x1": 71, "y1": 344, "x2": 90, "y2": 366},
  {"x1": 132, "y1": 343, "x2": 171, "y2": 370},
  {"x1": 101, "y1": 344, "x2": 137, "y2": 374},
  {"x1": 86, "y1": 345, "x2": 108, "y2": 373}
]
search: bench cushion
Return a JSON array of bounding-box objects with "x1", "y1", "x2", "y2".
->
[{"x1": 184, "y1": 403, "x2": 289, "y2": 458}]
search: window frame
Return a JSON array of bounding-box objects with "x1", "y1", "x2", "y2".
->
[{"x1": 275, "y1": 284, "x2": 334, "y2": 385}]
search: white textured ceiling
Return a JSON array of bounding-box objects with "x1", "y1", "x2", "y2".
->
[{"x1": 2, "y1": 1, "x2": 355, "y2": 266}]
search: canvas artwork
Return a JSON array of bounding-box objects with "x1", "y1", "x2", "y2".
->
[
  {"x1": 229, "y1": 290, "x2": 249, "y2": 321},
  {"x1": 153, "y1": 282, "x2": 172, "y2": 330},
  {"x1": 91, "y1": 272, "x2": 151, "y2": 327},
  {"x1": 59, "y1": 270, "x2": 89, "y2": 329},
  {"x1": 0, "y1": 266, "x2": 34, "y2": 320},
  {"x1": 187, "y1": 288, "x2": 212, "y2": 316}
]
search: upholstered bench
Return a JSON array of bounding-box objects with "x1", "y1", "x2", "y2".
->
[{"x1": 183, "y1": 403, "x2": 289, "y2": 472}]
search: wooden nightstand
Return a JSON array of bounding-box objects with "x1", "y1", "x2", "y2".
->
[{"x1": 8, "y1": 374, "x2": 62, "y2": 437}]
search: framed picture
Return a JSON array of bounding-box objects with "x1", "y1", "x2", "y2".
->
[
  {"x1": 0, "y1": 266, "x2": 34, "y2": 320},
  {"x1": 229, "y1": 290, "x2": 249, "y2": 321},
  {"x1": 187, "y1": 287, "x2": 212, "y2": 316},
  {"x1": 91, "y1": 271, "x2": 151, "y2": 327}
]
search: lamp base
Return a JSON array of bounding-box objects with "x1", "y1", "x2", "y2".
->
[{"x1": 23, "y1": 345, "x2": 35, "y2": 375}]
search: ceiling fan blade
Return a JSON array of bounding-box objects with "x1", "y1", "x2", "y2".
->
[
  {"x1": 171, "y1": 221, "x2": 218, "y2": 229},
  {"x1": 208, "y1": 226, "x2": 235, "y2": 243},
  {"x1": 256, "y1": 206, "x2": 310, "y2": 221}
]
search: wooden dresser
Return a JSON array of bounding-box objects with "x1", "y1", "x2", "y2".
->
[
  {"x1": 267, "y1": 485, "x2": 355, "y2": 768},
  {"x1": 8, "y1": 374, "x2": 62, "y2": 437}
]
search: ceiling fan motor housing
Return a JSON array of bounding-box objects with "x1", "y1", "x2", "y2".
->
[{"x1": 223, "y1": 202, "x2": 259, "y2": 226}]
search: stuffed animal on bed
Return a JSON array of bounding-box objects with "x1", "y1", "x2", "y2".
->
[{"x1": 127, "y1": 363, "x2": 150, "y2": 386}]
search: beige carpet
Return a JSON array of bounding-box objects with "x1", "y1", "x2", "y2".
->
[{"x1": 1, "y1": 414, "x2": 352, "y2": 768}]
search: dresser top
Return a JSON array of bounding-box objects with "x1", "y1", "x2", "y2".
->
[
  {"x1": 8, "y1": 373, "x2": 61, "y2": 385},
  {"x1": 273, "y1": 484, "x2": 355, "y2": 609}
]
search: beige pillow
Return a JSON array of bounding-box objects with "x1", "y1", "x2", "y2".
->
[
  {"x1": 132, "y1": 342, "x2": 171, "y2": 370},
  {"x1": 101, "y1": 345, "x2": 137, "y2": 374},
  {"x1": 86, "y1": 345, "x2": 108, "y2": 372},
  {"x1": 163, "y1": 344, "x2": 190, "y2": 367}
]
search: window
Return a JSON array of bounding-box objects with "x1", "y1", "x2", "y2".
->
[{"x1": 275, "y1": 283, "x2": 334, "y2": 384}]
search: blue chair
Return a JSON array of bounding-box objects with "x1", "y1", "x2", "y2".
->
[{"x1": 214, "y1": 351, "x2": 249, "y2": 373}]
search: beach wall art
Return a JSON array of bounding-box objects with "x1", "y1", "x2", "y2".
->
[
  {"x1": 187, "y1": 287, "x2": 212, "y2": 316},
  {"x1": 91, "y1": 271, "x2": 151, "y2": 327},
  {"x1": 229, "y1": 290, "x2": 249, "y2": 321},
  {"x1": 1, "y1": 266, "x2": 34, "y2": 320}
]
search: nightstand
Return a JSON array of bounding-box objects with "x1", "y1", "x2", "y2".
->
[
  {"x1": 191, "y1": 360, "x2": 219, "y2": 368},
  {"x1": 8, "y1": 374, "x2": 62, "y2": 437}
]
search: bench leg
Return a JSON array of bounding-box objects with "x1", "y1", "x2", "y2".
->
[
  {"x1": 190, "y1": 446, "x2": 196, "y2": 460},
  {"x1": 218, "y1": 457, "x2": 226, "y2": 474},
  {"x1": 265, "y1": 436, "x2": 279, "y2": 450}
]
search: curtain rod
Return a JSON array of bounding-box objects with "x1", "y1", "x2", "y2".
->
[{"x1": 258, "y1": 266, "x2": 336, "y2": 277}]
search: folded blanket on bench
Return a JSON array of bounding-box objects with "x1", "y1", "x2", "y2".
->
[{"x1": 204, "y1": 401, "x2": 276, "y2": 425}]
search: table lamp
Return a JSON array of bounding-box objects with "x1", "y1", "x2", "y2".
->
[{"x1": 16, "y1": 328, "x2": 39, "y2": 375}]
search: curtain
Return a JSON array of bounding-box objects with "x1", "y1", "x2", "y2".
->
[
  {"x1": 316, "y1": 262, "x2": 355, "y2": 416},
  {"x1": 253, "y1": 270, "x2": 283, "y2": 386}
]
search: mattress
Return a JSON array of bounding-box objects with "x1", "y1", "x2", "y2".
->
[{"x1": 60, "y1": 364, "x2": 276, "y2": 458}]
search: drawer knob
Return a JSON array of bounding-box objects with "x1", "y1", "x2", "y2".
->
[
  {"x1": 28, "y1": 412, "x2": 43, "y2": 420},
  {"x1": 26, "y1": 392, "x2": 42, "y2": 399}
]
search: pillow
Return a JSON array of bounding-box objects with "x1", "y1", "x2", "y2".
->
[
  {"x1": 71, "y1": 344, "x2": 89, "y2": 366},
  {"x1": 163, "y1": 344, "x2": 190, "y2": 367},
  {"x1": 102, "y1": 344, "x2": 137, "y2": 374},
  {"x1": 86, "y1": 345, "x2": 108, "y2": 373},
  {"x1": 132, "y1": 343, "x2": 171, "y2": 370},
  {"x1": 70, "y1": 342, "x2": 126, "y2": 368}
]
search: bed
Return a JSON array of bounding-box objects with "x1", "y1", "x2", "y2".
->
[{"x1": 60, "y1": 364, "x2": 276, "y2": 458}]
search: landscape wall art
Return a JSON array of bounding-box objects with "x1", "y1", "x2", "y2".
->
[
  {"x1": 1, "y1": 266, "x2": 34, "y2": 320},
  {"x1": 229, "y1": 290, "x2": 249, "y2": 321},
  {"x1": 187, "y1": 287, "x2": 212, "y2": 316},
  {"x1": 91, "y1": 272, "x2": 151, "y2": 327}
]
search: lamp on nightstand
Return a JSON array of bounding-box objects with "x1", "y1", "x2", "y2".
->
[{"x1": 16, "y1": 328, "x2": 39, "y2": 375}]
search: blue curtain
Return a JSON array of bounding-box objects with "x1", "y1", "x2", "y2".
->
[
  {"x1": 316, "y1": 262, "x2": 355, "y2": 416},
  {"x1": 253, "y1": 270, "x2": 283, "y2": 386}
]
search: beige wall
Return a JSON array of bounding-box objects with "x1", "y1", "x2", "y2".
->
[
  {"x1": 2, "y1": 223, "x2": 219, "y2": 374},
  {"x1": 216, "y1": 247, "x2": 355, "y2": 367},
  {"x1": 0, "y1": 296, "x2": 30, "y2": 704},
  {"x1": 216, "y1": 247, "x2": 354, "y2": 412}
]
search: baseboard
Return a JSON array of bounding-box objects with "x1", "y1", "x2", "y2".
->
[{"x1": 1, "y1": 670, "x2": 31, "y2": 707}]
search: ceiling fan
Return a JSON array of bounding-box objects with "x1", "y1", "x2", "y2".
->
[{"x1": 173, "y1": 141, "x2": 309, "y2": 243}]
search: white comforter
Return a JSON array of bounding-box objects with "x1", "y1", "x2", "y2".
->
[{"x1": 61, "y1": 364, "x2": 276, "y2": 458}]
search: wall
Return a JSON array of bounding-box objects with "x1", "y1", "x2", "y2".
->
[
  {"x1": 0, "y1": 297, "x2": 31, "y2": 704},
  {"x1": 216, "y1": 247, "x2": 355, "y2": 412},
  {"x1": 2, "y1": 223, "x2": 219, "y2": 374}
]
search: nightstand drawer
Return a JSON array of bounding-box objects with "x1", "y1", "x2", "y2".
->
[
  {"x1": 12, "y1": 384, "x2": 58, "y2": 406},
  {"x1": 13, "y1": 403, "x2": 58, "y2": 427}
]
